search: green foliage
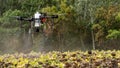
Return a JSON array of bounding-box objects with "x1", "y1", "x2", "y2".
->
[
  {"x1": 0, "y1": 9, "x2": 22, "y2": 28},
  {"x1": 116, "y1": 12, "x2": 120, "y2": 21},
  {"x1": 0, "y1": 50, "x2": 120, "y2": 67},
  {"x1": 21, "y1": 0, "x2": 42, "y2": 16},
  {"x1": 106, "y1": 29, "x2": 120, "y2": 39},
  {"x1": 0, "y1": 9, "x2": 22, "y2": 34},
  {"x1": 0, "y1": 0, "x2": 120, "y2": 46}
]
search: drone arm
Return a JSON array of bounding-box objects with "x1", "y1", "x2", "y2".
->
[
  {"x1": 41, "y1": 15, "x2": 58, "y2": 18},
  {"x1": 23, "y1": 18, "x2": 34, "y2": 21},
  {"x1": 51, "y1": 15, "x2": 58, "y2": 18}
]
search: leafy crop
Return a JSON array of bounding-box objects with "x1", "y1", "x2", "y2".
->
[{"x1": 0, "y1": 50, "x2": 120, "y2": 68}]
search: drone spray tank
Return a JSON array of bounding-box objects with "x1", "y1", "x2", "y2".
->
[
  {"x1": 33, "y1": 12, "x2": 43, "y2": 32},
  {"x1": 34, "y1": 12, "x2": 41, "y2": 27}
]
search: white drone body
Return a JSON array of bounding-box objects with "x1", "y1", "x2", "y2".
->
[{"x1": 34, "y1": 12, "x2": 41, "y2": 27}]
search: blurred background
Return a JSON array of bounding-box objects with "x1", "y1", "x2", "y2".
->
[{"x1": 0, "y1": 0, "x2": 120, "y2": 54}]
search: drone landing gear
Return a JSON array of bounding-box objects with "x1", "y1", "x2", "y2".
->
[
  {"x1": 35, "y1": 28, "x2": 40, "y2": 32},
  {"x1": 34, "y1": 27, "x2": 44, "y2": 33}
]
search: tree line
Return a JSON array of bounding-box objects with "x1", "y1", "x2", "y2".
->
[{"x1": 0, "y1": 0, "x2": 120, "y2": 49}]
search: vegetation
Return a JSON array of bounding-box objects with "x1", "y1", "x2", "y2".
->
[
  {"x1": 0, "y1": 0, "x2": 120, "y2": 68},
  {"x1": 0, "y1": 1, "x2": 120, "y2": 67},
  {"x1": 0, "y1": 0, "x2": 120, "y2": 50},
  {"x1": 0, "y1": 50, "x2": 120, "y2": 68}
]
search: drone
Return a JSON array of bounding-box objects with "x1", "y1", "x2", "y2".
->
[{"x1": 13, "y1": 12, "x2": 58, "y2": 34}]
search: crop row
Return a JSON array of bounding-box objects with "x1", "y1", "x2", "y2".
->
[{"x1": 0, "y1": 50, "x2": 120, "y2": 68}]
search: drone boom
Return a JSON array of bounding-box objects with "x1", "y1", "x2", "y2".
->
[
  {"x1": 13, "y1": 15, "x2": 58, "y2": 22},
  {"x1": 42, "y1": 15, "x2": 58, "y2": 18}
]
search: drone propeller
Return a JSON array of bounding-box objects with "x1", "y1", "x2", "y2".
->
[
  {"x1": 42, "y1": 15, "x2": 58, "y2": 18},
  {"x1": 42, "y1": 12, "x2": 67, "y2": 16},
  {"x1": 55, "y1": 13, "x2": 67, "y2": 16},
  {"x1": 11, "y1": 16, "x2": 34, "y2": 21},
  {"x1": 11, "y1": 16, "x2": 24, "y2": 21}
]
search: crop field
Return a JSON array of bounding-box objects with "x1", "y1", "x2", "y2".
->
[{"x1": 0, "y1": 50, "x2": 120, "y2": 68}]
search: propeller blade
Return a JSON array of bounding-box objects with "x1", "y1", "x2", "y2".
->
[
  {"x1": 11, "y1": 16, "x2": 33, "y2": 21},
  {"x1": 11, "y1": 16, "x2": 23, "y2": 20}
]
